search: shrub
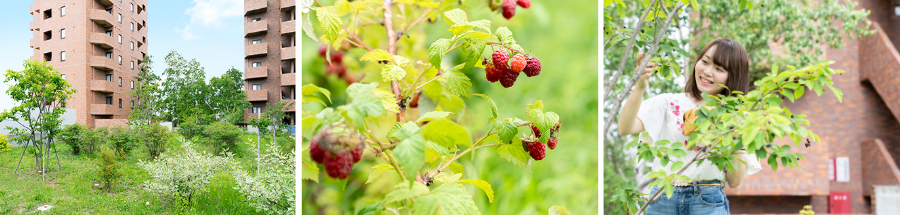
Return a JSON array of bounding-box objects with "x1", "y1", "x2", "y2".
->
[
  {"x1": 93, "y1": 146, "x2": 121, "y2": 191},
  {"x1": 107, "y1": 125, "x2": 138, "y2": 157},
  {"x1": 202, "y1": 121, "x2": 244, "y2": 155},
  {"x1": 138, "y1": 123, "x2": 173, "y2": 159},
  {"x1": 76, "y1": 126, "x2": 107, "y2": 155},
  {"x1": 0, "y1": 133, "x2": 9, "y2": 153},
  {"x1": 176, "y1": 115, "x2": 204, "y2": 140},
  {"x1": 139, "y1": 138, "x2": 232, "y2": 206},
  {"x1": 59, "y1": 123, "x2": 89, "y2": 154},
  {"x1": 232, "y1": 138, "x2": 295, "y2": 214}
]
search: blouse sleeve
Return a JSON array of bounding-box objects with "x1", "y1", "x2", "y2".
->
[
  {"x1": 743, "y1": 151, "x2": 763, "y2": 176},
  {"x1": 636, "y1": 95, "x2": 668, "y2": 144}
]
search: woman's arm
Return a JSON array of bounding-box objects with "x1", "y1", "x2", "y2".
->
[
  {"x1": 725, "y1": 150, "x2": 749, "y2": 188},
  {"x1": 617, "y1": 54, "x2": 657, "y2": 136}
]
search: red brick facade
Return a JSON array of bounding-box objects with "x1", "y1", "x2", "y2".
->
[
  {"x1": 243, "y1": 0, "x2": 296, "y2": 124},
  {"x1": 30, "y1": 0, "x2": 148, "y2": 128}
]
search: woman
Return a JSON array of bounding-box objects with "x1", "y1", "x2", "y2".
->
[{"x1": 617, "y1": 38, "x2": 762, "y2": 214}]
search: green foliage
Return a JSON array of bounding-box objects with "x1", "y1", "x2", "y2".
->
[
  {"x1": 130, "y1": 55, "x2": 162, "y2": 126},
  {"x1": 138, "y1": 138, "x2": 233, "y2": 206},
  {"x1": 138, "y1": 123, "x2": 174, "y2": 159},
  {"x1": 59, "y1": 123, "x2": 89, "y2": 155},
  {"x1": 176, "y1": 115, "x2": 204, "y2": 140},
  {"x1": 0, "y1": 133, "x2": 10, "y2": 153},
  {"x1": 77, "y1": 126, "x2": 107, "y2": 155},
  {"x1": 202, "y1": 121, "x2": 245, "y2": 155},
  {"x1": 231, "y1": 139, "x2": 296, "y2": 214},
  {"x1": 107, "y1": 125, "x2": 138, "y2": 157},
  {"x1": 93, "y1": 146, "x2": 121, "y2": 191},
  {"x1": 209, "y1": 67, "x2": 251, "y2": 124}
]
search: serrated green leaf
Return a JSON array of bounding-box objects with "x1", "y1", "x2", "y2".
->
[
  {"x1": 460, "y1": 31, "x2": 493, "y2": 40},
  {"x1": 344, "y1": 83, "x2": 386, "y2": 129},
  {"x1": 360, "y1": 49, "x2": 393, "y2": 63},
  {"x1": 366, "y1": 164, "x2": 395, "y2": 184},
  {"x1": 442, "y1": 8, "x2": 468, "y2": 26},
  {"x1": 380, "y1": 65, "x2": 406, "y2": 82},
  {"x1": 383, "y1": 181, "x2": 430, "y2": 204},
  {"x1": 463, "y1": 40, "x2": 487, "y2": 69},
  {"x1": 497, "y1": 139, "x2": 532, "y2": 169},
  {"x1": 387, "y1": 121, "x2": 420, "y2": 141},
  {"x1": 459, "y1": 179, "x2": 494, "y2": 203},
  {"x1": 496, "y1": 120, "x2": 518, "y2": 143},
  {"x1": 448, "y1": 24, "x2": 474, "y2": 35},
  {"x1": 356, "y1": 200, "x2": 385, "y2": 215},
  {"x1": 392, "y1": 134, "x2": 426, "y2": 179},
  {"x1": 495, "y1": 27, "x2": 515, "y2": 45},
  {"x1": 392, "y1": 55, "x2": 410, "y2": 68},
  {"x1": 448, "y1": 162, "x2": 464, "y2": 175},
  {"x1": 429, "y1": 39, "x2": 451, "y2": 69},
  {"x1": 302, "y1": 150, "x2": 319, "y2": 183},
  {"x1": 315, "y1": 6, "x2": 343, "y2": 43},
  {"x1": 412, "y1": 183, "x2": 480, "y2": 215},
  {"x1": 473, "y1": 94, "x2": 498, "y2": 120},
  {"x1": 374, "y1": 88, "x2": 400, "y2": 113},
  {"x1": 549, "y1": 205, "x2": 571, "y2": 215},
  {"x1": 302, "y1": 84, "x2": 332, "y2": 104},
  {"x1": 416, "y1": 111, "x2": 453, "y2": 123},
  {"x1": 468, "y1": 20, "x2": 492, "y2": 32},
  {"x1": 425, "y1": 140, "x2": 450, "y2": 156},
  {"x1": 423, "y1": 119, "x2": 471, "y2": 147},
  {"x1": 439, "y1": 71, "x2": 471, "y2": 98}
]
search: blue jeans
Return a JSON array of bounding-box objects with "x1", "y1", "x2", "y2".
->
[{"x1": 645, "y1": 181, "x2": 729, "y2": 215}]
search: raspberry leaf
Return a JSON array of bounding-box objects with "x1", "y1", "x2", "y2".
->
[
  {"x1": 496, "y1": 120, "x2": 518, "y2": 144},
  {"x1": 448, "y1": 24, "x2": 474, "y2": 35},
  {"x1": 463, "y1": 40, "x2": 487, "y2": 69},
  {"x1": 448, "y1": 162, "x2": 465, "y2": 175},
  {"x1": 496, "y1": 138, "x2": 532, "y2": 170},
  {"x1": 392, "y1": 134, "x2": 426, "y2": 179},
  {"x1": 302, "y1": 84, "x2": 332, "y2": 106},
  {"x1": 383, "y1": 181, "x2": 430, "y2": 205},
  {"x1": 438, "y1": 71, "x2": 471, "y2": 98},
  {"x1": 301, "y1": 150, "x2": 320, "y2": 183},
  {"x1": 549, "y1": 205, "x2": 572, "y2": 215},
  {"x1": 359, "y1": 49, "x2": 393, "y2": 63},
  {"x1": 459, "y1": 179, "x2": 494, "y2": 203},
  {"x1": 344, "y1": 83, "x2": 387, "y2": 130},
  {"x1": 366, "y1": 164, "x2": 395, "y2": 184},
  {"x1": 442, "y1": 8, "x2": 468, "y2": 26},
  {"x1": 416, "y1": 111, "x2": 453, "y2": 123},
  {"x1": 473, "y1": 94, "x2": 498, "y2": 121},
  {"x1": 428, "y1": 39, "x2": 451, "y2": 69},
  {"x1": 380, "y1": 65, "x2": 406, "y2": 82},
  {"x1": 468, "y1": 19, "x2": 492, "y2": 33},
  {"x1": 494, "y1": 27, "x2": 516, "y2": 46},
  {"x1": 313, "y1": 6, "x2": 342, "y2": 45},
  {"x1": 423, "y1": 119, "x2": 472, "y2": 147},
  {"x1": 374, "y1": 88, "x2": 400, "y2": 113},
  {"x1": 412, "y1": 182, "x2": 479, "y2": 215},
  {"x1": 387, "y1": 121, "x2": 420, "y2": 141}
]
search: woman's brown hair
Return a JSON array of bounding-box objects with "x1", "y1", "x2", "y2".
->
[{"x1": 684, "y1": 38, "x2": 750, "y2": 99}]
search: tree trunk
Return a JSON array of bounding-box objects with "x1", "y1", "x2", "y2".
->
[{"x1": 15, "y1": 143, "x2": 29, "y2": 175}]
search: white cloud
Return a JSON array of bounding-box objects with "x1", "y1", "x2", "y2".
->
[
  {"x1": 184, "y1": 0, "x2": 243, "y2": 28},
  {"x1": 174, "y1": 25, "x2": 200, "y2": 40}
]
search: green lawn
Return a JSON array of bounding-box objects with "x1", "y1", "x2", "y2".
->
[{"x1": 0, "y1": 134, "x2": 280, "y2": 214}]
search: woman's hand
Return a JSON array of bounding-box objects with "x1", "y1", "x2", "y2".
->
[{"x1": 634, "y1": 53, "x2": 658, "y2": 91}]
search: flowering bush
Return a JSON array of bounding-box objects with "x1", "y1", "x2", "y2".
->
[
  {"x1": 138, "y1": 138, "x2": 232, "y2": 206},
  {"x1": 231, "y1": 139, "x2": 295, "y2": 214}
]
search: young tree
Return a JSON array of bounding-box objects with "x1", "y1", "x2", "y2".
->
[
  {"x1": 0, "y1": 59, "x2": 76, "y2": 181},
  {"x1": 129, "y1": 55, "x2": 162, "y2": 126},
  {"x1": 209, "y1": 67, "x2": 251, "y2": 124},
  {"x1": 248, "y1": 100, "x2": 292, "y2": 172},
  {"x1": 160, "y1": 51, "x2": 212, "y2": 126}
]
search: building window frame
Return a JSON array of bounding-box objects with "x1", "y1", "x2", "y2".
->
[
  {"x1": 252, "y1": 39, "x2": 262, "y2": 44},
  {"x1": 60, "y1": 51, "x2": 66, "y2": 62},
  {"x1": 118, "y1": 34, "x2": 122, "y2": 44},
  {"x1": 118, "y1": 77, "x2": 122, "y2": 86},
  {"x1": 106, "y1": 96, "x2": 113, "y2": 105},
  {"x1": 252, "y1": 107, "x2": 261, "y2": 113},
  {"x1": 61, "y1": 6, "x2": 65, "y2": 17},
  {"x1": 106, "y1": 74, "x2": 112, "y2": 82},
  {"x1": 61, "y1": 28, "x2": 65, "y2": 39},
  {"x1": 252, "y1": 62, "x2": 262, "y2": 67},
  {"x1": 252, "y1": 84, "x2": 262, "y2": 90},
  {"x1": 118, "y1": 13, "x2": 122, "y2": 23},
  {"x1": 118, "y1": 55, "x2": 122, "y2": 65}
]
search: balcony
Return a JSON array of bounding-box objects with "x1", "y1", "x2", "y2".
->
[
  {"x1": 90, "y1": 80, "x2": 117, "y2": 93},
  {"x1": 245, "y1": 19, "x2": 267, "y2": 37},
  {"x1": 282, "y1": 99, "x2": 296, "y2": 112},
  {"x1": 89, "y1": 33, "x2": 116, "y2": 49},
  {"x1": 860, "y1": 22, "x2": 900, "y2": 121},
  {"x1": 89, "y1": 9, "x2": 114, "y2": 28},
  {"x1": 245, "y1": 66, "x2": 268, "y2": 79},
  {"x1": 281, "y1": 0, "x2": 295, "y2": 10},
  {"x1": 281, "y1": 46, "x2": 295, "y2": 60},
  {"x1": 281, "y1": 20, "x2": 295, "y2": 34},
  {"x1": 30, "y1": 22, "x2": 38, "y2": 31},
  {"x1": 247, "y1": 90, "x2": 268, "y2": 101},
  {"x1": 281, "y1": 73, "x2": 295, "y2": 86},
  {"x1": 96, "y1": 0, "x2": 114, "y2": 7},
  {"x1": 91, "y1": 56, "x2": 116, "y2": 71},
  {"x1": 30, "y1": 38, "x2": 38, "y2": 49},
  {"x1": 246, "y1": 43, "x2": 267, "y2": 57},
  {"x1": 245, "y1": 0, "x2": 267, "y2": 15},
  {"x1": 90, "y1": 104, "x2": 115, "y2": 115}
]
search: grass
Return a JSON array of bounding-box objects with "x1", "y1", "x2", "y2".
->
[{"x1": 0, "y1": 133, "x2": 282, "y2": 214}]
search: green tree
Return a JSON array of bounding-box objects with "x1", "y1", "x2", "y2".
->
[
  {"x1": 209, "y1": 67, "x2": 251, "y2": 124},
  {"x1": 160, "y1": 51, "x2": 212, "y2": 126},
  {"x1": 93, "y1": 146, "x2": 122, "y2": 192},
  {"x1": 249, "y1": 100, "x2": 293, "y2": 172},
  {"x1": 0, "y1": 59, "x2": 76, "y2": 181},
  {"x1": 129, "y1": 55, "x2": 162, "y2": 126}
]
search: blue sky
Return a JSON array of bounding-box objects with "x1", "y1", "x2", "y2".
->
[{"x1": 0, "y1": 0, "x2": 245, "y2": 111}]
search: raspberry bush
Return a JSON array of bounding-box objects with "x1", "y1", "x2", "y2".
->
[{"x1": 301, "y1": 0, "x2": 585, "y2": 213}]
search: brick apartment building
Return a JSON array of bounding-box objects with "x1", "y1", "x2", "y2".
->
[
  {"x1": 243, "y1": 0, "x2": 296, "y2": 125},
  {"x1": 29, "y1": 0, "x2": 148, "y2": 128},
  {"x1": 726, "y1": 0, "x2": 900, "y2": 214}
]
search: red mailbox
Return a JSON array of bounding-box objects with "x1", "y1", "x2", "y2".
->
[{"x1": 829, "y1": 191, "x2": 851, "y2": 214}]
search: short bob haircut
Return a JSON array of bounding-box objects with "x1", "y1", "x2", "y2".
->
[{"x1": 684, "y1": 38, "x2": 750, "y2": 99}]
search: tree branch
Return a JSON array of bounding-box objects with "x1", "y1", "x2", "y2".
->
[{"x1": 603, "y1": 0, "x2": 659, "y2": 101}]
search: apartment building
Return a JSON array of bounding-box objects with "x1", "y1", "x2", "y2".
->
[
  {"x1": 29, "y1": 0, "x2": 148, "y2": 128},
  {"x1": 244, "y1": 0, "x2": 296, "y2": 125}
]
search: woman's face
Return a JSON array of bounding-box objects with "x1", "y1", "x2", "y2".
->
[{"x1": 694, "y1": 45, "x2": 729, "y2": 96}]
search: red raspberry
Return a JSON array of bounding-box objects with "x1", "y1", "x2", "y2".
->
[
  {"x1": 330, "y1": 52, "x2": 343, "y2": 64},
  {"x1": 548, "y1": 138, "x2": 558, "y2": 150},
  {"x1": 499, "y1": 66, "x2": 519, "y2": 88},
  {"x1": 517, "y1": 0, "x2": 531, "y2": 8},
  {"x1": 318, "y1": 45, "x2": 327, "y2": 57},
  {"x1": 523, "y1": 56, "x2": 541, "y2": 77},
  {"x1": 510, "y1": 54, "x2": 526, "y2": 73},
  {"x1": 527, "y1": 141, "x2": 545, "y2": 160},
  {"x1": 502, "y1": 0, "x2": 516, "y2": 19},
  {"x1": 310, "y1": 140, "x2": 326, "y2": 164},
  {"x1": 531, "y1": 124, "x2": 541, "y2": 138},
  {"x1": 351, "y1": 148, "x2": 363, "y2": 163},
  {"x1": 485, "y1": 63, "x2": 500, "y2": 83},
  {"x1": 324, "y1": 151, "x2": 354, "y2": 179},
  {"x1": 492, "y1": 50, "x2": 510, "y2": 69},
  {"x1": 409, "y1": 92, "x2": 420, "y2": 108}
]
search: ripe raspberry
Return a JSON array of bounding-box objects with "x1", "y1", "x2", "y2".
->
[
  {"x1": 502, "y1": 0, "x2": 516, "y2": 19},
  {"x1": 531, "y1": 124, "x2": 541, "y2": 138},
  {"x1": 517, "y1": 0, "x2": 531, "y2": 8},
  {"x1": 351, "y1": 148, "x2": 363, "y2": 163},
  {"x1": 310, "y1": 140, "x2": 326, "y2": 164},
  {"x1": 492, "y1": 50, "x2": 510, "y2": 69},
  {"x1": 409, "y1": 92, "x2": 420, "y2": 108},
  {"x1": 324, "y1": 151, "x2": 354, "y2": 179},
  {"x1": 485, "y1": 63, "x2": 500, "y2": 83},
  {"x1": 499, "y1": 66, "x2": 519, "y2": 88},
  {"x1": 527, "y1": 141, "x2": 546, "y2": 160},
  {"x1": 319, "y1": 45, "x2": 328, "y2": 57},
  {"x1": 330, "y1": 52, "x2": 343, "y2": 64},
  {"x1": 523, "y1": 56, "x2": 541, "y2": 77},
  {"x1": 548, "y1": 138, "x2": 558, "y2": 150},
  {"x1": 510, "y1": 54, "x2": 526, "y2": 73}
]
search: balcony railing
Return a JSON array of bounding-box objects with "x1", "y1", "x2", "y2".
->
[
  {"x1": 281, "y1": 20, "x2": 296, "y2": 34},
  {"x1": 247, "y1": 90, "x2": 268, "y2": 101},
  {"x1": 245, "y1": 0, "x2": 267, "y2": 15},
  {"x1": 281, "y1": 46, "x2": 295, "y2": 60},
  {"x1": 90, "y1": 80, "x2": 117, "y2": 93},
  {"x1": 90, "y1": 104, "x2": 115, "y2": 115},
  {"x1": 89, "y1": 9, "x2": 114, "y2": 28},
  {"x1": 91, "y1": 56, "x2": 116, "y2": 71},
  {"x1": 860, "y1": 22, "x2": 900, "y2": 121},
  {"x1": 281, "y1": 73, "x2": 295, "y2": 86},
  {"x1": 90, "y1": 33, "x2": 116, "y2": 49},
  {"x1": 245, "y1": 66, "x2": 268, "y2": 79},
  {"x1": 245, "y1": 19, "x2": 267, "y2": 36},
  {"x1": 281, "y1": 0, "x2": 295, "y2": 9},
  {"x1": 246, "y1": 42, "x2": 267, "y2": 57}
]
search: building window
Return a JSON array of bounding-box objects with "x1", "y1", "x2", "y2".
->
[
  {"x1": 119, "y1": 99, "x2": 122, "y2": 108},
  {"x1": 252, "y1": 84, "x2": 261, "y2": 90},
  {"x1": 118, "y1": 77, "x2": 122, "y2": 86},
  {"x1": 60, "y1": 51, "x2": 66, "y2": 61},
  {"x1": 252, "y1": 62, "x2": 261, "y2": 67},
  {"x1": 118, "y1": 13, "x2": 122, "y2": 23},
  {"x1": 131, "y1": 100, "x2": 134, "y2": 107},
  {"x1": 106, "y1": 30, "x2": 112, "y2": 36},
  {"x1": 252, "y1": 107, "x2": 261, "y2": 113},
  {"x1": 106, "y1": 52, "x2": 112, "y2": 58},
  {"x1": 61, "y1": 6, "x2": 65, "y2": 16},
  {"x1": 131, "y1": 61, "x2": 134, "y2": 70},
  {"x1": 43, "y1": 9, "x2": 51, "y2": 20},
  {"x1": 251, "y1": 18, "x2": 261, "y2": 22},
  {"x1": 131, "y1": 80, "x2": 134, "y2": 89},
  {"x1": 106, "y1": 74, "x2": 112, "y2": 81},
  {"x1": 131, "y1": 3, "x2": 134, "y2": 12},
  {"x1": 118, "y1": 55, "x2": 122, "y2": 65},
  {"x1": 131, "y1": 22, "x2": 134, "y2": 31},
  {"x1": 131, "y1": 42, "x2": 134, "y2": 50},
  {"x1": 106, "y1": 8, "x2": 112, "y2": 14},
  {"x1": 252, "y1": 39, "x2": 262, "y2": 44},
  {"x1": 118, "y1": 34, "x2": 122, "y2": 44},
  {"x1": 61, "y1": 29, "x2": 65, "y2": 39},
  {"x1": 61, "y1": 74, "x2": 65, "y2": 79},
  {"x1": 106, "y1": 96, "x2": 113, "y2": 105}
]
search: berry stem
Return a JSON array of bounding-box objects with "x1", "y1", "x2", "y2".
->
[
  {"x1": 314, "y1": 0, "x2": 373, "y2": 51},
  {"x1": 486, "y1": 42, "x2": 526, "y2": 55},
  {"x1": 360, "y1": 123, "x2": 409, "y2": 181},
  {"x1": 402, "y1": 64, "x2": 433, "y2": 99},
  {"x1": 383, "y1": 0, "x2": 406, "y2": 123},
  {"x1": 399, "y1": 1, "x2": 442, "y2": 35}
]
